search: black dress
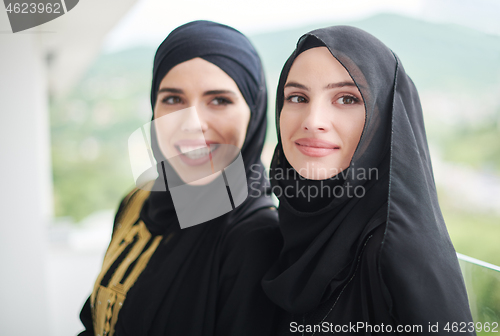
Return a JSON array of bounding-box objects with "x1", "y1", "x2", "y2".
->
[
  {"x1": 263, "y1": 26, "x2": 476, "y2": 335},
  {"x1": 79, "y1": 188, "x2": 280, "y2": 336},
  {"x1": 273, "y1": 223, "x2": 476, "y2": 335}
]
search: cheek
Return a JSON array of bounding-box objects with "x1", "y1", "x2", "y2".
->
[
  {"x1": 340, "y1": 111, "x2": 365, "y2": 150},
  {"x1": 239, "y1": 108, "x2": 251, "y2": 144},
  {"x1": 153, "y1": 108, "x2": 181, "y2": 152},
  {"x1": 155, "y1": 133, "x2": 175, "y2": 160},
  {"x1": 279, "y1": 111, "x2": 302, "y2": 166},
  {"x1": 214, "y1": 106, "x2": 250, "y2": 147},
  {"x1": 279, "y1": 110, "x2": 299, "y2": 144},
  {"x1": 154, "y1": 99, "x2": 170, "y2": 118}
]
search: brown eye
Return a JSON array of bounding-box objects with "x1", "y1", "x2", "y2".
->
[
  {"x1": 287, "y1": 95, "x2": 307, "y2": 103},
  {"x1": 336, "y1": 95, "x2": 359, "y2": 105},
  {"x1": 162, "y1": 96, "x2": 183, "y2": 104},
  {"x1": 211, "y1": 97, "x2": 232, "y2": 106}
]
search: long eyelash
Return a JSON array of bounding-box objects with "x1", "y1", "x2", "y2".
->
[
  {"x1": 214, "y1": 96, "x2": 233, "y2": 105},
  {"x1": 162, "y1": 95, "x2": 181, "y2": 104},
  {"x1": 341, "y1": 94, "x2": 361, "y2": 103},
  {"x1": 285, "y1": 94, "x2": 307, "y2": 103}
]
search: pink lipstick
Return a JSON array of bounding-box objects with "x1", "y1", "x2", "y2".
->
[{"x1": 294, "y1": 138, "x2": 340, "y2": 157}]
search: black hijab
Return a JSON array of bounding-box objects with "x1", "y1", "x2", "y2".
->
[
  {"x1": 262, "y1": 24, "x2": 472, "y2": 326},
  {"x1": 141, "y1": 20, "x2": 271, "y2": 234},
  {"x1": 113, "y1": 21, "x2": 276, "y2": 336}
]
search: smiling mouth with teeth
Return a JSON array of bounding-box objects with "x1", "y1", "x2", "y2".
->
[{"x1": 176, "y1": 144, "x2": 220, "y2": 159}]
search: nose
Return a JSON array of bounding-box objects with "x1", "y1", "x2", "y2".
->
[
  {"x1": 180, "y1": 106, "x2": 208, "y2": 133},
  {"x1": 301, "y1": 101, "x2": 330, "y2": 132}
]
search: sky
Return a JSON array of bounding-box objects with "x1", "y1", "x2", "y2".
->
[
  {"x1": 101, "y1": 0, "x2": 500, "y2": 53},
  {"x1": 102, "y1": 0, "x2": 424, "y2": 52}
]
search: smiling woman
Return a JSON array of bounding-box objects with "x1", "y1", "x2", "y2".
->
[
  {"x1": 280, "y1": 46, "x2": 365, "y2": 180},
  {"x1": 153, "y1": 57, "x2": 250, "y2": 185},
  {"x1": 77, "y1": 20, "x2": 282, "y2": 336}
]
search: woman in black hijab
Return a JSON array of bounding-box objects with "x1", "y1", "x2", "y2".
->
[
  {"x1": 262, "y1": 26, "x2": 475, "y2": 335},
  {"x1": 78, "y1": 20, "x2": 281, "y2": 336}
]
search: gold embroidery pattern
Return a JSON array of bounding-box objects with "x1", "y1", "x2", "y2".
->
[{"x1": 90, "y1": 188, "x2": 172, "y2": 336}]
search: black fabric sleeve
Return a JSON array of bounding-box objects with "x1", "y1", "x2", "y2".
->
[
  {"x1": 111, "y1": 188, "x2": 140, "y2": 237},
  {"x1": 379, "y1": 234, "x2": 476, "y2": 336},
  {"x1": 215, "y1": 208, "x2": 282, "y2": 336},
  {"x1": 77, "y1": 296, "x2": 93, "y2": 336}
]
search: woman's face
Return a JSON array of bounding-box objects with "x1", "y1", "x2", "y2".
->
[
  {"x1": 280, "y1": 46, "x2": 365, "y2": 180},
  {"x1": 154, "y1": 57, "x2": 250, "y2": 185}
]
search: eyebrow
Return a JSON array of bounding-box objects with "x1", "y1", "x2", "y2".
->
[
  {"x1": 284, "y1": 82, "x2": 309, "y2": 90},
  {"x1": 325, "y1": 81, "x2": 357, "y2": 89},
  {"x1": 284, "y1": 81, "x2": 358, "y2": 91},
  {"x1": 158, "y1": 87, "x2": 183, "y2": 94},
  {"x1": 157, "y1": 88, "x2": 237, "y2": 96},
  {"x1": 203, "y1": 90, "x2": 237, "y2": 97}
]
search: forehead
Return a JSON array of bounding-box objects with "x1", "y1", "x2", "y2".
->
[
  {"x1": 159, "y1": 57, "x2": 237, "y2": 89},
  {"x1": 287, "y1": 46, "x2": 353, "y2": 84}
]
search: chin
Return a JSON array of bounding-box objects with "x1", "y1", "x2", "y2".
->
[
  {"x1": 293, "y1": 165, "x2": 328, "y2": 180},
  {"x1": 292, "y1": 159, "x2": 340, "y2": 180},
  {"x1": 306, "y1": 171, "x2": 332, "y2": 180},
  {"x1": 185, "y1": 171, "x2": 221, "y2": 186}
]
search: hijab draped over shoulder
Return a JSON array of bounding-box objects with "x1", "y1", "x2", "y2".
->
[{"x1": 262, "y1": 25, "x2": 474, "y2": 330}]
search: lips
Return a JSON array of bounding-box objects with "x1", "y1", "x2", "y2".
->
[
  {"x1": 173, "y1": 139, "x2": 220, "y2": 166},
  {"x1": 294, "y1": 138, "x2": 340, "y2": 157}
]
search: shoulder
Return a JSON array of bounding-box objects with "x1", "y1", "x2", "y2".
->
[
  {"x1": 220, "y1": 207, "x2": 282, "y2": 265},
  {"x1": 235, "y1": 206, "x2": 279, "y2": 231},
  {"x1": 225, "y1": 207, "x2": 280, "y2": 245},
  {"x1": 123, "y1": 185, "x2": 152, "y2": 208},
  {"x1": 112, "y1": 187, "x2": 151, "y2": 234}
]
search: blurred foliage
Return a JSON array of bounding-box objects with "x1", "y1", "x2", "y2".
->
[
  {"x1": 443, "y1": 204, "x2": 500, "y2": 266},
  {"x1": 50, "y1": 48, "x2": 155, "y2": 221},
  {"x1": 440, "y1": 117, "x2": 500, "y2": 172},
  {"x1": 459, "y1": 258, "x2": 500, "y2": 335}
]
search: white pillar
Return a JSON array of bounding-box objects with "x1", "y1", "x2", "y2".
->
[{"x1": 0, "y1": 30, "x2": 53, "y2": 335}]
